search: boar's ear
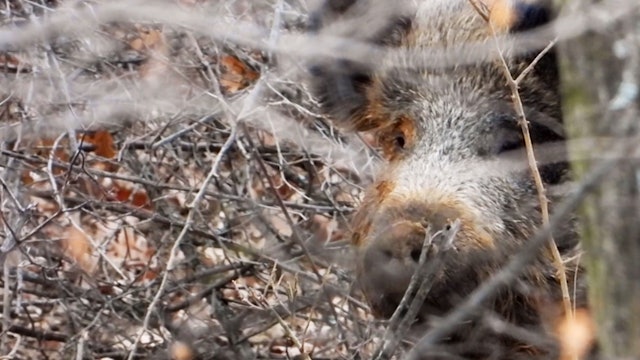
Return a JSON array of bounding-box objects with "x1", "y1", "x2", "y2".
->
[
  {"x1": 487, "y1": 0, "x2": 552, "y2": 32},
  {"x1": 515, "y1": 1, "x2": 560, "y2": 102},
  {"x1": 511, "y1": 1, "x2": 553, "y2": 32},
  {"x1": 307, "y1": 0, "x2": 411, "y2": 132},
  {"x1": 489, "y1": 0, "x2": 559, "y2": 98},
  {"x1": 489, "y1": 0, "x2": 566, "y2": 183}
]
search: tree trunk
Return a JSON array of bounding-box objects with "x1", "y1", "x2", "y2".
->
[{"x1": 556, "y1": 0, "x2": 640, "y2": 357}]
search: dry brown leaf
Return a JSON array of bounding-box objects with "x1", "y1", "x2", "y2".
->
[
  {"x1": 79, "y1": 130, "x2": 116, "y2": 160},
  {"x1": 108, "y1": 225, "x2": 155, "y2": 266},
  {"x1": 171, "y1": 341, "x2": 194, "y2": 360},
  {"x1": 128, "y1": 26, "x2": 168, "y2": 77},
  {"x1": 21, "y1": 129, "x2": 118, "y2": 180},
  {"x1": 310, "y1": 215, "x2": 342, "y2": 244},
  {"x1": 219, "y1": 54, "x2": 259, "y2": 93},
  {"x1": 271, "y1": 174, "x2": 297, "y2": 200},
  {"x1": 21, "y1": 170, "x2": 34, "y2": 185},
  {"x1": 130, "y1": 27, "x2": 164, "y2": 51},
  {"x1": 63, "y1": 224, "x2": 96, "y2": 274},
  {"x1": 0, "y1": 53, "x2": 29, "y2": 73},
  {"x1": 268, "y1": 212, "x2": 293, "y2": 238},
  {"x1": 257, "y1": 130, "x2": 278, "y2": 147},
  {"x1": 78, "y1": 130, "x2": 119, "y2": 172},
  {"x1": 31, "y1": 137, "x2": 70, "y2": 175},
  {"x1": 111, "y1": 183, "x2": 152, "y2": 209}
]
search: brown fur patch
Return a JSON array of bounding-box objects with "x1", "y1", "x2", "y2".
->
[
  {"x1": 351, "y1": 178, "x2": 396, "y2": 247},
  {"x1": 351, "y1": 188, "x2": 496, "y2": 254},
  {"x1": 434, "y1": 197, "x2": 491, "y2": 247},
  {"x1": 350, "y1": 196, "x2": 376, "y2": 247},
  {"x1": 378, "y1": 192, "x2": 496, "y2": 250},
  {"x1": 351, "y1": 220, "x2": 370, "y2": 247},
  {"x1": 374, "y1": 180, "x2": 395, "y2": 199},
  {"x1": 339, "y1": 76, "x2": 388, "y2": 132},
  {"x1": 462, "y1": 220, "x2": 495, "y2": 249}
]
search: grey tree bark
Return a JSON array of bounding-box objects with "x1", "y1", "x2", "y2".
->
[{"x1": 556, "y1": 0, "x2": 640, "y2": 357}]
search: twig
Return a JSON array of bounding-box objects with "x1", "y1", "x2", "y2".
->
[
  {"x1": 372, "y1": 221, "x2": 461, "y2": 360},
  {"x1": 469, "y1": 0, "x2": 573, "y2": 323},
  {"x1": 240, "y1": 122, "x2": 351, "y2": 345},
  {"x1": 75, "y1": 330, "x2": 87, "y2": 360},
  {"x1": 488, "y1": 24, "x2": 573, "y2": 320},
  {"x1": 0, "y1": 333, "x2": 21, "y2": 360},
  {"x1": 482, "y1": 311, "x2": 557, "y2": 349},
  {"x1": 126, "y1": 126, "x2": 238, "y2": 360},
  {"x1": 164, "y1": 267, "x2": 250, "y2": 312},
  {"x1": 2, "y1": 324, "x2": 69, "y2": 342},
  {"x1": 0, "y1": 149, "x2": 355, "y2": 214}
]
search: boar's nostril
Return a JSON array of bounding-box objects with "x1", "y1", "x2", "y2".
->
[{"x1": 410, "y1": 248, "x2": 422, "y2": 263}]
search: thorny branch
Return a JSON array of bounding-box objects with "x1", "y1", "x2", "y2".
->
[
  {"x1": 372, "y1": 221, "x2": 461, "y2": 360},
  {"x1": 487, "y1": 17, "x2": 574, "y2": 322}
]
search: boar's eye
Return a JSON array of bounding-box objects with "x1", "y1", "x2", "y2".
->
[
  {"x1": 490, "y1": 115, "x2": 524, "y2": 156},
  {"x1": 490, "y1": 111, "x2": 565, "y2": 157},
  {"x1": 395, "y1": 134, "x2": 406, "y2": 149},
  {"x1": 377, "y1": 115, "x2": 416, "y2": 160},
  {"x1": 495, "y1": 131, "x2": 524, "y2": 155}
]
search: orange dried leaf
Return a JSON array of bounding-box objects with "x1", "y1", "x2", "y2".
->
[
  {"x1": 141, "y1": 29, "x2": 163, "y2": 49},
  {"x1": 139, "y1": 268, "x2": 159, "y2": 284},
  {"x1": 133, "y1": 28, "x2": 168, "y2": 77},
  {"x1": 171, "y1": 341, "x2": 194, "y2": 360},
  {"x1": 79, "y1": 130, "x2": 117, "y2": 159},
  {"x1": 114, "y1": 185, "x2": 133, "y2": 202},
  {"x1": 21, "y1": 170, "x2": 34, "y2": 185},
  {"x1": 272, "y1": 175, "x2": 296, "y2": 200},
  {"x1": 0, "y1": 53, "x2": 29, "y2": 73},
  {"x1": 129, "y1": 28, "x2": 165, "y2": 51},
  {"x1": 98, "y1": 284, "x2": 116, "y2": 295},
  {"x1": 130, "y1": 38, "x2": 144, "y2": 51},
  {"x1": 63, "y1": 226, "x2": 95, "y2": 273},
  {"x1": 130, "y1": 190, "x2": 151, "y2": 208},
  {"x1": 33, "y1": 137, "x2": 70, "y2": 168},
  {"x1": 219, "y1": 55, "x2": 259, "y2": 93},
  {"x1": 112, "y1": 183, "x2": 152, "y2": 209}
]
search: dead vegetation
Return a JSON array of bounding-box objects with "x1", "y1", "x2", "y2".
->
[{"x1": 0, "y1": 1, "x2": 387, "y2": 358}]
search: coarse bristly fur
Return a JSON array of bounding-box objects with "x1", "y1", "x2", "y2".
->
[{"x1": 309, "y1": 0, "x2": 593, "y2": 359}]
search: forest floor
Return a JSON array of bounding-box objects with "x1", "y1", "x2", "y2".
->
[{"x1": 0, "y1": 0, "x2": 388, "y2": 359}]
